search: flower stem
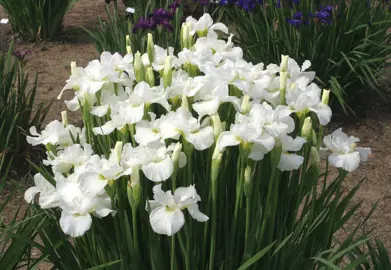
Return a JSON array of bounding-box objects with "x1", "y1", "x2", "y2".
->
[
  {"x1": 171, "y1": 235, "x2": 176, "y2": 270},
  {"x1": 209, "y1": 154, "x2": 222, "y2": 270},
  {"x1": 132, "y1": 207, "x2": 139, "y2": 255}
]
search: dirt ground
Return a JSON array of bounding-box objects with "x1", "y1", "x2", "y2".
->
[{"x1": 1, "y1": 0, "x2": 391, "y2": 268}]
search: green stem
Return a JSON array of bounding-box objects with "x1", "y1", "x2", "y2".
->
[
  {"x1": 171, "y1": 235, "x2": 176, "y2": 270},
  {"x1": 178, "y1": 232, "x2": 190, "y2": 270},
  {"x1": 208, "y1": 155, "x2": 221, "y2": 270},
  {"x1": 132, "y1": 207, "x2": 139, "y2": 256}
]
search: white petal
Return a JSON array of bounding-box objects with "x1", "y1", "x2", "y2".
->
[
  {"x1": 209, "y1": 23, "x2": 229, "y2": 34},
  {"x1": 24, "y1": 187, "x2": 39, "y2": 203},
  {"x1": 216, "y1": 131, "x2": 240, "y2": 152},
  {"x1": 187, "y1": 204, "x2": 209, "y2": 222},
  {"x1": 186, "y1": 126, "x2": 215, "y2": 151},
  {"x1": 356, "y1": 147, "x2": 371, "y2": 162},
  {"x1": 278, "y1": 153, "x2": 304, "y2": 171},
  {"x1": 152, "y1": 184, "x2": 176, "y2": 206},
  {"x1": 328, "y1": 152, "x2": 360, "y2": 172},
  {"x1": 253, "y1": 134, "x2": 275, "y2": 152},
  {"x1": 309, "y1": 103, "x2": 332, "y2": 126},
  {"x1": 60, "y1": 212, "x2": 92, "y2": 237},
  {"x1": 282, "y1": 136, "x2": 306, "y2": 152},
  {"x1": 146, "y1": 200, "x2": 162, "y2": 211},
  {"x1": 79, "y1": 172, "x2": 108, "y2": 196},
  {"x1": 34, "y1": 173, "x2": 55, "y2": 191},
  {"x1": 134, "y1": 121, "x2": 161, "y2": 146},
  {"x1": 193, "y1": 98, "x2": 220, "y2": 119},
  {"x1": 248, "y1": 143, "x2": 267, "y2": 161},
  {"x1": 301, "y1": 60, "x2": 311, "y2": 72},
  {"x1": 91, "y1": 105, "x2": 109, "y2": 117},
  {"x1": 92, "y1": 121, "x2": 116, "y2": 135},
  {"x1": 39, "y1": 192, "x2": 59, "y2": 209},
  {"x1": 120, "y1": 103, "x2": 145, "y2": 124},
  {"x1": 149, "y1": 206, "x2": 185, "y2": 236},
  {"x1": 142, "y1": 156, "x2": 174, "y2": 182},
  {"x1": 65, "y1": 96, "x2": 80, "y2": 111}
]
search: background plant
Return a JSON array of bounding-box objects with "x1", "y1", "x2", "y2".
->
[
  {"x1": 0, "y1": 0, "x2": 78, "y2": 41},
  {"x1": 218, "y1": 0, "x2": 391, "y2": 113},
  {"x1": 0, "y1": 43, "x2": 50, "y2": 187},
  {"x1": 86, "y1": 1, "x2": 188, "y2": 55}
]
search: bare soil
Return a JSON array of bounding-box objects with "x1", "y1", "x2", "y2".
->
[{"x1": 1, "y1": 0, "x2": 391, "y2": 268}]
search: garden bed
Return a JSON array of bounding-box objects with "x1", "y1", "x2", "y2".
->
[{"x1": 1, "y1": 0, "x2": 391, "y2": 265}]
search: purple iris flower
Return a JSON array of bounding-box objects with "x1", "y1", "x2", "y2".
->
[
  {"x1": 13, "y1": 50, "x2": 32, "y2": 60},
  {"x1": 287, "y1": 12, "x2": 308, "y2": 28},
  {"x1": 219, "y1": 0, "x2": 263, "y2": 12},
  {"x1": 292, "y1": 0, "x2": 300, "y2": 4},
  {"x1": 133, "y1": 17, "x2": 157, "y2": 33}
]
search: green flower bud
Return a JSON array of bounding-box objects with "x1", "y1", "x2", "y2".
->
[
  {"x1": 280, "y1": 55, "x2": 289, "y2": 73},
  {"x1": 311, "y1": 129, "x2": 317, "y2": 146},
  {"x1": 70, "y1": 61, "x2": 77, "y2": 75},
  {"x1": 301, "y1": 117, "x2": 312, "y2": 140},
  {"x1": 181, "y1": 95, "x2": 189, "y2": 110},
  {"x1": 61, "y1": 111, "x2": 68, "y2": 126},
  {"x1": 145, "y1": 67, "x2": 155, "y2": 87},
  {"x1": 126, "y1": 35, "x2": 132, "y2": 55},
  {"x1": 147, "y1": 33, "x2": 154, "y2": 64},
  {"x1": 134, "y1": 51, "x2": 144, "y2": 82},
  {"x1": 181, "y1": 23, "x2": 190, "y2": 49},
  {"x1": 270, "y1": 139, "x2": 282, "y2": 169},
  {"x1": 279, "y1": 71, "x2": 288, "y2": 105},
  {"x1": 127, "y1": 167, "x2": 141, "y2": 209},
  {"x1": 322, "y1": 89, "x2": 330, "y2": 105},
  {"x1": 310, "y1": 146, "x2": 320, "y2": 166},
  {"x1": 241, "y1": 95, "x2": 251, "y2": 114},
  {"x1": 211, "y1": 114, "x2": 222, "y2": 141},
  {"x1": 244, "y1": 165, "x2": 253, "y2": 198},
  {"x1": 114, "y1": 141, "x2": 123, "y2": 162},
  {"x1": 163, "y1": 56, "x2": 172, "y2": 88},
  {"x1": 171, "y1": 143, "x2": 182, "y2": 174}
]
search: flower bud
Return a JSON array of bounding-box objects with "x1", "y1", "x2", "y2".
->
[
  {"x1": 145, "y1": 67, "x2": 155, "y2": 87},
  {"x1": 163, "y1": 56, "x2": 173, "y2": 88},
  {"x1": 134, "y1": 51, "x2": 144, "y2": 82},
  {"x1": 270, "y1": 139, "x2": 282, "y2": 169},
  {"x1": 322, "y1": 89, "x2": 330, "y2": 105},
  {"x1": 181, "y1": 23, "x2": 190, "y2": 49},
  {"x1": 241, "y1": 95, "x2": 251, "y2": 114},
  {"x1": 311, "y1": 129, "x2": 317, "y2": 146},
  {"x1": 127, "y1": 167, "x2": 141, "y2": 209},
  {"x1": 70, "y1": 61, "x2": 77, "y2": 75},
  {"x1": 280, "y1": 55, "x2": 289, "y2": 73},
  {"x1": 279, "y1": 71, "x2": 288, "y2": 105},
  {"x1": 126, "y1": 35, "x2": 132, "y2": 55},
  {"x1": 114, "y1": 141, "x2": 123, "y2": 163},
  {"x1": 61, "y1": 111, "x2": 68, "y2": 126},
  {"x1": 171, "y1": 143, "x2": 182, "y2": 174},
  {"x1": 181, "y1": 95, "x2": 189, "y2": 110},
  {"x1": 310, "y1": 146, "x2": 320, "y2": 166},
  {"x1": 244, "y1": 165, "x2": 253, "y2": 198},
  {"x1": 301, "y1": 117, "x2": 312, "y2": 140},
  {"x1": 147, "y1": 33, "x2": 154, "y2": 64},
  {"x1": 211, "y1": 114, "x2": 222, "y2": 141}
]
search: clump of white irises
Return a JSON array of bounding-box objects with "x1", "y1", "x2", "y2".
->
[{"x1": 25, "y1": 13, "x2": 370, "y2": 238}]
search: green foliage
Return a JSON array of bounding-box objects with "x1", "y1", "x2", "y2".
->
[
  {"x1": 221, "y1": 0, "x2": 391, "y2": 113},
  {"x1": 85, "y1": 1, "x2": 184, "y2": 55},
  {"x1": 0, "y1": 43, "x2": 50, "y2": 184},
  {"x1": 0, "y1": 0, "x2": 78, "y2": 41},
  {"x1": 0, "y1": 189, "x2": 48, "y2": 270}
]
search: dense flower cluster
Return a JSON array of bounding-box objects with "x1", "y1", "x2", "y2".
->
[{"x1": 25, "y1": 13, "x2": 370, "y2": 238}]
